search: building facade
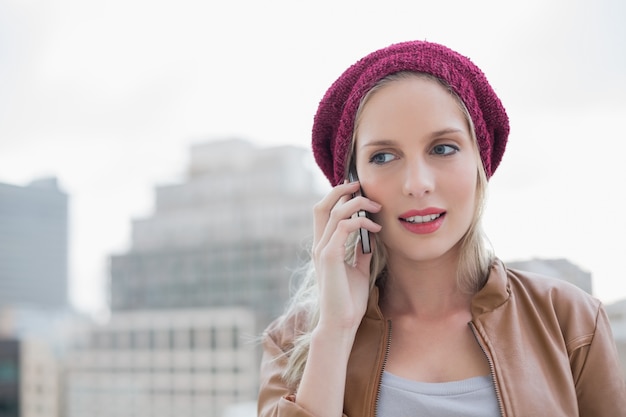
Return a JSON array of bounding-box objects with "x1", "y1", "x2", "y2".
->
[
  {"x1": 0, "y1": 338, "x2": 59, "y2": 417},
  {"x1": 64, "y1": 308, "x2": 257, "y2": 417},
  {"x1": 0, "y1": 177, "x2": 70, "y2": 417},
  {"x1": 0, "y1": 178, "x2": 68, "y2": 309}
]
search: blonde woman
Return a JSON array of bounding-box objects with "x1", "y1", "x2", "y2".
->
[{"x1": 257, "y1": 40, "x2": 626, "y2": 417}]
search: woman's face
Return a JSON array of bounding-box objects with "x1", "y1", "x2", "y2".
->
[{"x1": 354, "y1": 76, "x2": 479, "y2": 264}]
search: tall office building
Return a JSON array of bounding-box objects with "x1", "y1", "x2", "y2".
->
[
  {"x1": 0, "y1": 178, "x2": 68, "y2": 309},
  {"x1": 0, "y1": 177, "x2": 69, "y2": 417},
  {"x1": 109, "y1": 139, "x2": 324, "y2": 331}
]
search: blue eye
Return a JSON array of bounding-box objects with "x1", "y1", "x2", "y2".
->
[
  {"x1": 370, "y1": 152, "x2": 395, "y2": 165},
  {"x1": 432, "y1": 144, "x2": 458, "y2": 156}
]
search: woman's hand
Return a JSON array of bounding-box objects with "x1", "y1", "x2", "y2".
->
[
  {"x1": 312, "y1": 181, "x2": 382, "y2": 333},
  {"x1": 292, "y1": 181, "x2": 381, "y2": 416}
]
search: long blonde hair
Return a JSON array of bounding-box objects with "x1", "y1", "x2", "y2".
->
[{"x1": 276, "y1": 71, "x2": 494, "y2": 389}]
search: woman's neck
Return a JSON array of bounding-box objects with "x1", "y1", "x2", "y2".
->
[{"x1": 380, "y1": 252, "x2": 472, "y2": 320}]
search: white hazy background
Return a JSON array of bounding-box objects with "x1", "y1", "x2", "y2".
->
[{"x1": 0, "y1": 0, "x2": 624, "y2": 315}]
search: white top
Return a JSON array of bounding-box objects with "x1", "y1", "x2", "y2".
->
[{"x1": 376, "y1": 371, "x2": 500, "y2": 417}]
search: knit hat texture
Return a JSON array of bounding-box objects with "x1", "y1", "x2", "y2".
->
[{"x1": 312, "y1": 40, "x2": 509, "y2": 186}]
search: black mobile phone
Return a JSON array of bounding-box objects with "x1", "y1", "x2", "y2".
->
[{"x1": 348, "y1": 169, "x2": 371, "y2": 254}]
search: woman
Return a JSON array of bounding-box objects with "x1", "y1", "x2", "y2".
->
[{"x1": 257, "y1": 40, "x2": 626, "y2": 416}]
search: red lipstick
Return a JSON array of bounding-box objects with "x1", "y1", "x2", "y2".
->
[{"x1": 398, "y1": 208, "x2": 446, "y2": 234}]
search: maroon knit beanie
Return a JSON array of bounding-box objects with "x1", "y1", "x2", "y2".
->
[{"x1": 312, "y1": 40, "x2": 509, "y2": 186}]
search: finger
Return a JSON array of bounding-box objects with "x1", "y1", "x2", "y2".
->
[
  {"x1": 312, "y1": 182, "x2": 361, "y2": 246},
  {"x1": 316, "y1": 196, "x2": 381, "y2": 257},
  {"x1": 353, "y1": 229, "x2": 378, "y2": 273},
  {"x1": 318, "y1": 215, "x2": 381, "y2": 266}
]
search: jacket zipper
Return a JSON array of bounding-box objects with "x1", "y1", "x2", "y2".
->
[
  {"x1": 373, "y1": 320, "x2": 392, "y2": 417},
  {"x1": 469, "y1": 321, "x2": 505, "y2": 417}
]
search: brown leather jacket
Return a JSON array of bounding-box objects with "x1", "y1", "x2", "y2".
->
[{"x1": 258, "y1": 260, "x2": 626, "y2": 416}]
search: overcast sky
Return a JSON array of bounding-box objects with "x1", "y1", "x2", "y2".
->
[{"x1": 0, "y1": 0, "x2": 624, "y2": 314}]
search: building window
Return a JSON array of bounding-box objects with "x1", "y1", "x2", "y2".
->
[
  {"x1": 154, "y1": 330, "x2": 169, "y2": 350},
  {"x1": 173, "y1": 329, "x2": 189, "y2": 349},
  {"x1": 214, "y1": 327, "x2": 233, "y2": 350},
  {"x1": 210, "y1": 327, "x2": 217, "y2": 349},
  {"x1": 193, "y1": 329, "x2": 210, "y2": 350},
  {"x1": 0, "y1": 360, "x2": 18, "y2": 382},
  {"x1": 134, "y1": 330, "x2": 150, "y2": 349},
  {"x1": 232, "y1": 326, "x2": 239, "y2": 349}
]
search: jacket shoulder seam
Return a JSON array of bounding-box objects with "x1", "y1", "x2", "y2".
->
[{"x1": 565, "y1": 332, "x2": 594, "y2": 352}]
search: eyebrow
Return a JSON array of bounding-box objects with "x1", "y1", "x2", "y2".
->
[
  {"x1": 360, "y1": 128, "x2": 466, "y2": 148},
  {"x1": 360, "y1": 139, "x2": 397, "y2": 148}
]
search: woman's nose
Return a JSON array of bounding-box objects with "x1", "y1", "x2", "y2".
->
[{"x1": 402, "y1": 159, "x2": 434, "y2": 197}]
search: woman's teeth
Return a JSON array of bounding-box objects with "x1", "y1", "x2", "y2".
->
[{"x1": 403, "y1": 213, "x2": 442, "y2": 224}]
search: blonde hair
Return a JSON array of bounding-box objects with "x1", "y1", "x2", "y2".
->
[{"x1": 276, "y1": 71, "x2": 494, "y2": 389}]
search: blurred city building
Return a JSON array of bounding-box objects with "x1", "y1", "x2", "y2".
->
[
  {"x1": 506, "y1": 258, "x2": 592, "y2": 294},
  {"x1": 64, "y1": 308, "x2": 256, "y2": 417},
  {"x1": 109, "y1": 139, "x2": 323, "y2": 331},
  {"x1": 0, "y1": 306, "x2": 93, "y2": 417},
  {"x1": 0, "y1": 177, "x2": 72, "y2": 417},
  {"x1": 605, "y1": 299, "x2": 626, "y2": 378},
  {"x1": 221, "y1": 402, "x2": 257, "y2": 417},
  {"x1": 0, "y1": 338, "x2": 59, "y2": 417},
  {"x1": 0, "y1": 178, "x2": 68, "y2": 309}
]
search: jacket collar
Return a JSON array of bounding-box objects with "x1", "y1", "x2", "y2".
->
[{"x1": 470, "y1": 258, "x2": 511, "y2": 317}]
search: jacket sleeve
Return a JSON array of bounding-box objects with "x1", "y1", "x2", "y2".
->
[
  {"x1": 571, "y1": 304, "x2": 626, "y2": 417},
  {"x1": 257, "y1": 331, "x2": 319, "y2": 417}
]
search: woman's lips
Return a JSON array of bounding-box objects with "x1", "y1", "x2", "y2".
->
[{"x1": 399, "y1": 209, "x2": 446, "y2": 234}]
